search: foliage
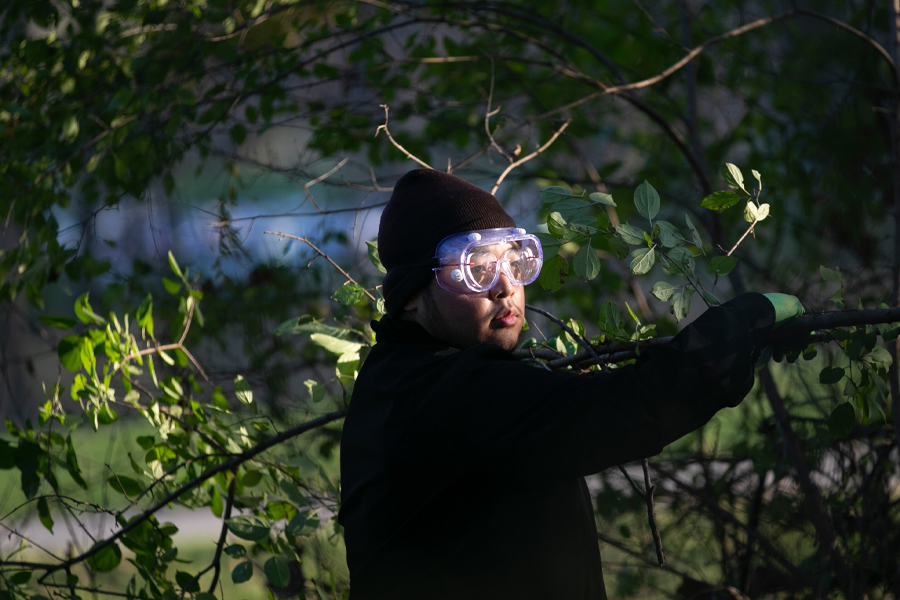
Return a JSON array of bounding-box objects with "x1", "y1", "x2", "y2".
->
[{"x1": 3, "y1": 0, "x2": 900, "y2": 598}]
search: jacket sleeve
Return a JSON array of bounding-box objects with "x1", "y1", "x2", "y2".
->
[{"x1": 396, "y1": 293, "x2": 775, "y2": 477}]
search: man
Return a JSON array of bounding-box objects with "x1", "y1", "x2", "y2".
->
[{"x1": 339, "y1": 168, "x2": 798, "y2": 599}]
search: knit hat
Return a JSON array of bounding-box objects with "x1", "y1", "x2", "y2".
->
[{"x1": 379, "y1": 169, "x2": 516, "y2": 316}]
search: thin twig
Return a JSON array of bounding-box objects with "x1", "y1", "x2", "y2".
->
[
  {"x1": 375, "y1": 104, "x2": 433, "y2": 169},
  {"x1": 485, "y1": 58, "x2": 513, "y2": 163},
  {"x1": 642, "y1": 459, "x2": 666, "y2": 567},
  {"x1": 301, "y1": 158, "x2": 349, "y2": 213},
  {"x1": 208, "y1": 467, "x2": 238, "y2": 592},
  {"x1": 618, "y1": 465, "x2": 646, "y2": 499},
  {"x1": 490, "y1": 120, "x2": 570, "y2": 194},
  {"x1": 525, "y1": 303, "x2": 601, "y2": 364},
  {"x1": 263, "y1": 232, "x2": 377, "y2": 302},
  {"x1": 726, "y1": 219, "x2": 759, "y2": 256}
]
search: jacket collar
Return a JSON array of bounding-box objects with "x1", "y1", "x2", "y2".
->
[{"x1": 372, "y1": 315, "x2": 447, "y2": 347}]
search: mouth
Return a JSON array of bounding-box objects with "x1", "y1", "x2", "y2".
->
[{"x1": 490, "y1": 308, "x2": 520, "y2": 328}]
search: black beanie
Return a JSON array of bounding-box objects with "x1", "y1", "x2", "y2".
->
[{"x1": 379, "y1": 169, "x2": 516, "y2": 316}]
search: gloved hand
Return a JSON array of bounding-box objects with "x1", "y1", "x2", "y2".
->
[{"x1": 763, "y1": 293, "x2": 804, "y2": 330}]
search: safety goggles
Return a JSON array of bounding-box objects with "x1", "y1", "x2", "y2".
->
[{"x1": 433, "y1": 227, "x2": 543, "y2": 294}]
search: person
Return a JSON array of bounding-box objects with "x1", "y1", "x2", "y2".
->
[{"x1": 338, "y1": 168, "x2": 801, "y2": 599}]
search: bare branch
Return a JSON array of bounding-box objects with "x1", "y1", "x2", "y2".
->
[
  {"x1": 375, "y1": 104, "x2": 433, "y2": 170},
  {"x1": 726, "y1": 219, "x2": 759, "y2": 256},
  {"x1": 642, "y1": 459, "x2": 666, "y2": 567},
  {"x1": 490, "y1": 120, "x2": 570, "y2": 194},
  {"x1": 263, "y1": 232, "x2": 378, "y2": 302},
  {"x1": 301, "y1": 158, "x2": 350, "y2": 213},
  {"x1": 514, "y1": 306, "x2": 900, "y2": 368}
]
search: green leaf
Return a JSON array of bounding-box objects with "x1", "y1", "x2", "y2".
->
[
  {"x1": 136, "y1": 294, "x2": 154, "y2": 338},
  {"x1": 751, "y1": 169, "x2": 762, "y2": 189},
  {"x1": 163, "y1": 172, "x2": 175, "y2": 196},
  {"x1": 37, "y1": 496, "x2": 53, "y2": 533},
  {"x1": 598, "y1": 301, "x2": 622, "y2": 333},
  {"x1": 828, "y1": 402, "x2": 856, "y2": 440},
  {"x1": 309, "y1": 333, "x2": 363, "y2": 355},
  {"x1": 264, "y1": 556, "x2": 291, "y2": 588},
  {"x1": 756, "y1": 203, "x2": 770, "y2": 221},
  {"x1": 700, "y1": 190, "x2": 743, "y2": 210},
  {"x1": 628, "y1": 247, "x2": 655, "y2": 275},
  {"x1": 537, "y1": 254, "x2": 568, "y2": 292},
  {"x1": 38, "y1": 315, "x2": 76, "y2": 329},
  {"x1": 62, "y1": 115, "x2": 79, "y2": 141},
  {"x1": 74, "y1": 293, "x2": 106, "y2": 325},
  {"x1": 662, "y1": 247, "x2": 696, "y2": 276},
  {"x1": 707, "y1": 256, "x2": 737, "y2": 275},
  {"x1": 210, "y1": 485, "x2": 223, "y2": 518},
  {"x1": 588, "y1": 192, "x2": 616, "y2": 206},
  {"x1": 286, "y1": 509, "x2": 318, "y2": 536},
  {"x1": 58, "y1": 335, "x2": 84, "y2": 372},
  {"x1": 614, "y1": 224, "x2": 646, "y2": 245},
  {"x1": 332, "y1": 283, "x2": 365, "y2": 306},
  {"x1": 280, "y1": 480, "x2": 309, "y2": 507},
  {"x1": 700, "y1": 290, "x2": 722, "y2": 306},
  {"x1": 11, "y1": 571, "x2": 31, "y2": 585},
  {"x1": 672, "y1": 288, "x2": 692, "y2": 321},
  {"x1": 304, "y1": 379, "x2": 325, "y2": 403},
  {"x1": 107, "y1": 475, "x2": 143, "y2": 497},
  {"x1": 87, "y1": 542, "x2": 122, "y2": 573},
  {"x1": 224, "y1": 544, "x2": 246, "y2": 558},
  {"x1": 242, "y1": 470, "x2": 263, "y2": 487},
  {"x1": 162, "y1": 277, "x2": 181, "y2": 295},
  {"x1": 819, "y1": 265, "x2": 843, "y2": 284},
  {"x1": 573, "y1": 244, "x2": 601, "y2": 281},
  {"x1": 65, "y1": 435, "x2": 87, "y2": 489},
  {"x1": 225, "y1": 515, "x2": 270, "y2": 541},
  {"x1": 650, "y1": 281, "x2": 677, "y2": 302},
  {"x1": 231, "y1": 560, "x2": 254, "y2": 584},
  {"x1": 546, "y1": 211, "x2": 571, "y2": 239},
  {"x1": 634, "y1": 180, "x2": 660, "y2": 221},
  {"x1": 655, "y1": 220, "x2": 687, "y2": 248},
  {"x1": 552, "y1": 197, "x2": 592, "y2": 218},
  {"x1": 234, "y1": 375, "x2": 253, "y2": 404},
  {"x1": 176, "y1": 571, "x2": 200, "y2": 593},
  {"x1": 366, "y1": 240, "x2": 387, "y2": 274},
  {"x1": 744, "y1": 201, "x2": 758, "y2": 223},
  {"x1": 722, "y1": 163, "x2": 747, "y2": 192},
  {"x1": 168, "y1": 251, "x2": 184, "y2": 279},
  {"x1": 540, "y1": 186, "x2": 575, "y2": 203},
  {"x1": 274, "y1": 316, "x2": 354, "y2": 338},
  {"x1": 819, "y1": 366, "x2": 845, "y2": 384},
  {"x1": 684, "y1": 214, "x2": 705, "y2": 255},
  {"x1": 230, "y1": 123, "x2": 247, "y2": 145}
]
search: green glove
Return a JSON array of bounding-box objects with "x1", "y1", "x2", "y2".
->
[{"x1": 763, "y1": 293, "x2": 804, "y2": 329}]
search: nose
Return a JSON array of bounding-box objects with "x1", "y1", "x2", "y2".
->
[{"x1": 489, "y1": 268, "x2": 517, "y2": 299}]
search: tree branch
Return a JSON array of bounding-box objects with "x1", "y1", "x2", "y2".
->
[
  {"x1": 490, "y1": 120, "x2": 570, "y2": 194},
  {"x1": 513, "y1": 306, "x2": 900, "y2": 367},
  {"x1": 375, "y1": 104, "x2": 433, "y2": 170},
  {"x1": 29, "y1": 410, "x2": 347, "y2": 583},
  {"x1": 263, "y1": 232, "x2": 377, "y2": 302}
]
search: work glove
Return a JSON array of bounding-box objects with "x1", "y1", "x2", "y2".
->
[{"x1": 762, "y1": 293, "x2": 805, "y2": 330}]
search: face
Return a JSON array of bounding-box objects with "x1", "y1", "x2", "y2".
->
[{"x1": 404, "y1": 247, "x2": 526, "y2": 351}]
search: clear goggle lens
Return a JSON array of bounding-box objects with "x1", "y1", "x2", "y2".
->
[{"x1": 433, "y1": 228, "x2": 543, "y2": 293}]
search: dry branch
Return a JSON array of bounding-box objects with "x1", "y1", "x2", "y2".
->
[{"x1": 513, "y1": 307, "x2": 900, "y2": 368}]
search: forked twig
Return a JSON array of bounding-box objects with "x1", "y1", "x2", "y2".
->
[
  {"x1": 490, "y1": 120, "x2": 571, "y2": 194},
  {"x1": 375, "y1": 104, "x2": 433, "y2": 170}
]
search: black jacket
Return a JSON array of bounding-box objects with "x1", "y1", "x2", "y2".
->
[{"x1": 339, "y1": 293, "x2": 775, "y2": 599}]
